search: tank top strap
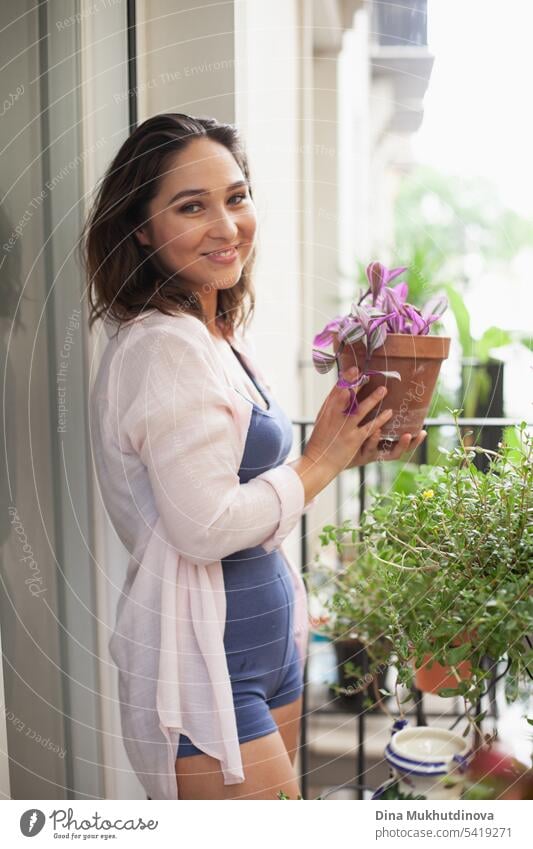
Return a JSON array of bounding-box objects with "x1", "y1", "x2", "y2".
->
[{"x1": 228, "y1": 344, "x2": 271, "y2": 411}]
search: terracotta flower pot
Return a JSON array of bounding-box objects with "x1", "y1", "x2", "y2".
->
[
  {"x1": 334, "y1": 333, "x2": 451, "y2": 441},
  {"x1": 413, "y1": 630, "x2": 476, "y2": 695},
  {"x1": 414, "y1": 655, "x2": 473, "y2": 694}
]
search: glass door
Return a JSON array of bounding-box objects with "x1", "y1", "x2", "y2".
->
[{"x1": 0, "y1": 0, "x2": 129, "y2": 799}]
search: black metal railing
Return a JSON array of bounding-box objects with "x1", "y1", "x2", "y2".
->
[
  {"x1": 373, "y1": 0, "x2": 428, "y2": 47},
  {"x1": 294, "y1": 417, "x2": 531, "y2": 800}
]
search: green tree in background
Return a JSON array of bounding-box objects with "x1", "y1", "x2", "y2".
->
[{"x1": 392, "y1": 165, "x2": 533, "y2": 302}]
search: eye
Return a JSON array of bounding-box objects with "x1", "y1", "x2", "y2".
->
[
  {"x1": 179, "y1": 202, "x2": 202, "y2": 214},
  {"x1": 178, "y1": 191, "x2": 249, "y2": 214}
]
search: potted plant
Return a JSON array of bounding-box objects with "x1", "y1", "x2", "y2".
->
[
  {"x1": 361, "y1": 416, "x2": 532, "y2": 717},
  {"x1": 413, "y1": 630, "x2": 475, "y2": 695},
  {"x1": 315, "y1": 417, "x2": 533, "y2": 737},
  {"x1": 312, "y1": 261, "x2": 450, "y2": 440}
]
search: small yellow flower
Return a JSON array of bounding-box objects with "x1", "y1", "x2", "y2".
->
[{"x1": 422, "y1": 489, "x2": 435, "y2": 500}]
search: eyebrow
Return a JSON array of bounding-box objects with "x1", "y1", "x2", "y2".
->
[{"x1": 167, "y1": 180, "x2": 247, "y2": 206}]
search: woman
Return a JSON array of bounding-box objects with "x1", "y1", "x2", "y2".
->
[{"x1": 84, "y1": 113, "x2": 424, "y2": 800}]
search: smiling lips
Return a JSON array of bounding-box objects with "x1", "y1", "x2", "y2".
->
[{"x1": 202, "y1": 244, "x2": 241, "y2": 264}]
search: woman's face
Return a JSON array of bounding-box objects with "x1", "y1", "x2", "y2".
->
[{"x1": 135, "y1": 137, "x2": 257, "y2": 295}]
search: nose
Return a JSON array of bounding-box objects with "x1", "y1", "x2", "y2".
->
[{"x1": 206, "y1": 204, "x2": 239, "y2": 242}]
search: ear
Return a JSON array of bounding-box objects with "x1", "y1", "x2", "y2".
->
[{"x1": 134, "y1": 226, "x2": 151, "y2": 248}]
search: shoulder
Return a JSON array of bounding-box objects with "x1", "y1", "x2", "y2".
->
[
  {"x1": 111, "y1": 309, "x2": 210, "y2": 344},
  {"x1": 103, "y1": 310, "x2": 217, "y2": 367},
  {"x1": 99, "y1": 311, "x2": 226, "y2": 403}
]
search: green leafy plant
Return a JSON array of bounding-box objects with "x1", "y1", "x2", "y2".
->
[{"x1": 310, "y1": 416, "x2": 533, "y2": 734}]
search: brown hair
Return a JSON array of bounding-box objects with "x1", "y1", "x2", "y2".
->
[{"x1": 80, "y1": 113, "x2": 256, "y2": 338}]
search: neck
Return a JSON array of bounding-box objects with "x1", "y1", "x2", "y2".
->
[{"x1": 195, "y1": 288, "x2": 221, "y2": 337}]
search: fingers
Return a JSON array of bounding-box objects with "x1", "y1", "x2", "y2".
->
[
  {"x1": 328, "y1": 369, "x2": 385, "y2": 421},
  {"x1": 340, "y1": 365, "x2": 360, "y2": 383},
  {"x1": 390, "y1": 433, "x2": 414, "y2": 456},
  {"x1": 350, "y1": 429, "x2": 428, "y2": 469},
  {"x1": 411, "y1": 430, "x2": 427, "y2": 451},
  {"x1": 364, "y1": 427, "x2": 383, "y2": 451},
  {"x1": 352, "y1": 383, "x2": 388, "y2": 423},
  {"x1": 379, "y1": 430, "x2": 427, "y2": 461},
  {"x1": 416, "y1": 430, "x2": 428, "y2": 448},
  {"x1": 400, "y1": 430, "x2": 427, "y2": 455},
  {"x1": 361, "y1": 406, "x2": 393, "y2": 439},
  {"x1": 335, "y1": 366, "x2": 360, "y2": 401},
  {"x1": 316, "y1": 366, "x2": 358, "y2": 420}
]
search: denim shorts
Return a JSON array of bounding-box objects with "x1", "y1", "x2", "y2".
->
[{"x1": 176, "y1": 547, "x2": 304, "y2": 758}]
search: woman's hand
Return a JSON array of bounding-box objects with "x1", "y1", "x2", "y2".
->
[
  {"x1": 289, "y1": 366, "x2": 395, "y2": 505},
  {"x1": 303, "y1": 366, "x2": 394, "y2": 474},
  {"x1": 346, "y1": 429, "x2": 427, "y2": 467}
]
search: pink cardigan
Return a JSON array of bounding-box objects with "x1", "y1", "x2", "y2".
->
[{"x1": 90, "y1": 309, "x2": 311, "y2": 800}]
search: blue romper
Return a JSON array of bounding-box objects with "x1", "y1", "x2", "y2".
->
[{"x1": 177, "y1": 345, "x2": 304, "y2": 758}]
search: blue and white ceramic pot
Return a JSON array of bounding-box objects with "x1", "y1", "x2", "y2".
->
[{"x1": 372, "y1": 719, "x2": 472, "y2": 800}]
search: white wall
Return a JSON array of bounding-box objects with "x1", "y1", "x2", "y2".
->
[
  {"x1": 339, "y1": 10, "x2": 371, "y2": 291},
  {"x1": 233, "y1": 0, "x2": 302, "y2": 420},
  {"x1": 137, "y1": 0, "x2": 236, "y2": 123}
]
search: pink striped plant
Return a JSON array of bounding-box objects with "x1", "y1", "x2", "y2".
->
[{"x1": 312, "y1": 261, "x2": 447, "y2": 415}]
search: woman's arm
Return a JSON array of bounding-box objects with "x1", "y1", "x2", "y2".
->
[{"x1": 287, "y1": 455, "x2": 337, "y2": 506}]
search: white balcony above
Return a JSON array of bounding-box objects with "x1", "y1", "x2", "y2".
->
[
  {"x1": 371, "y1": 45, "x2": 435, "y2": 101},
  {"x1": 313, "y1": 0, "x2": 365, "y2": 55},
  {"x1": 370, "y1": 45, "x2": 434, "y2": 134}
]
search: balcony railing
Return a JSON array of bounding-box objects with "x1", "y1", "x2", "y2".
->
[
  {"x1": 373, "y1": 0, "x2": 428, "y2": 47},
  {"x1": 293, "y1": 416, "x2": 531, "y2": 799}
]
